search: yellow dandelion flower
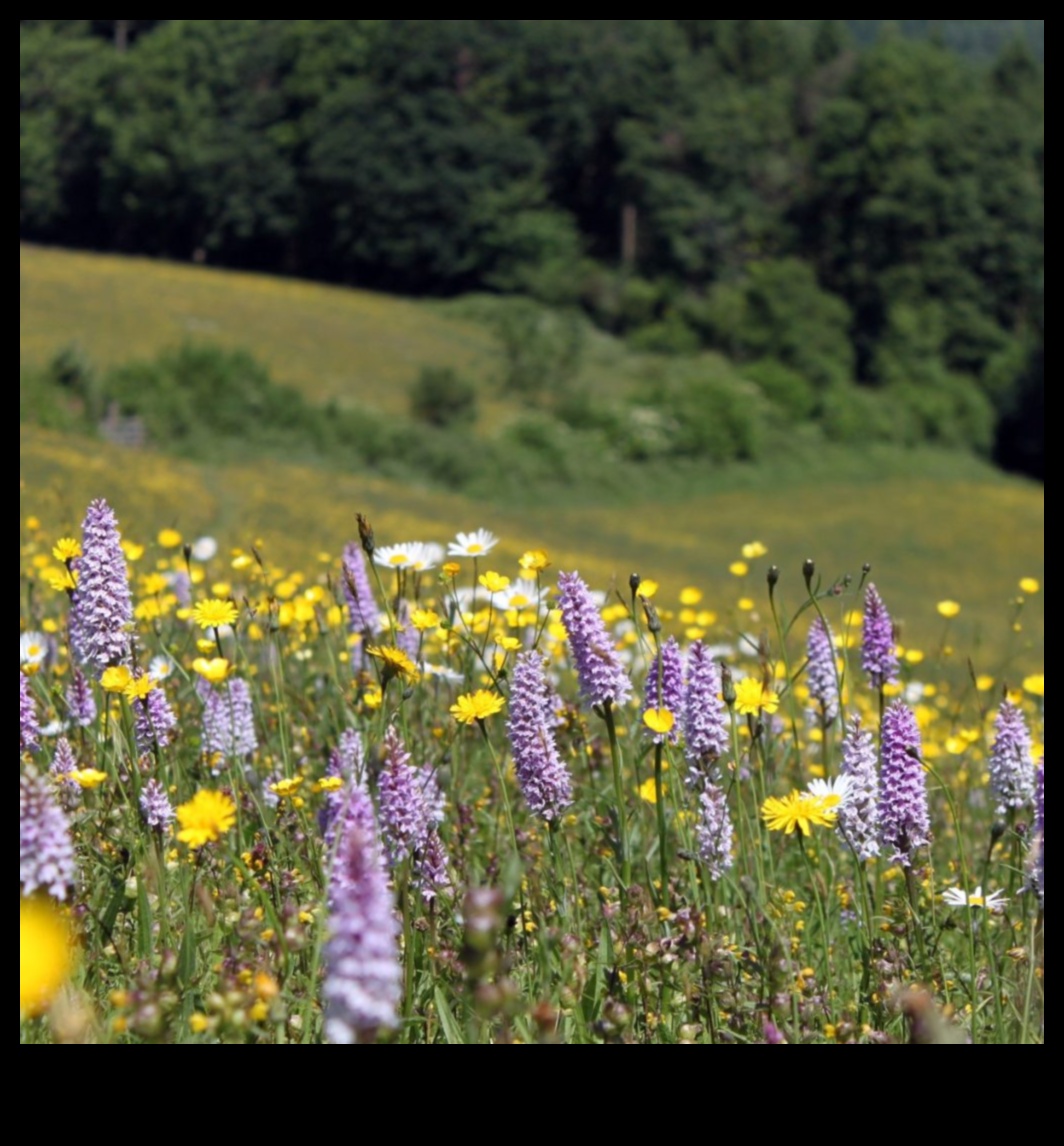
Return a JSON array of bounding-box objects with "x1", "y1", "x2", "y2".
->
[
  {"x1": 100, "y1": 666, "x2": 134, "y2": 694},
  {"x1": 478, "y1": 572, "x2": 511, "y2": 595},
  {"x1": 1019, "y1": 578, "x2": 1040, "y2": 595},
  {"x1": 976, "y1": 675, "x2": 995, "y2": 693},
  {"x1": 761, "y1": 791, "x2": 838, "y2": 836},
  {"x1": 738, "y1": 597, "x2": 756, "y2": 613},
  {"x1": 69, "y1": 769, "x2": 109, "y2": 790},
  {"x1": 52, "y1": 538, "x2": 82, "y2": 563},
  {"x1": 176, "y1": 790, "x2": 237, "y2": 850},
  {"x1": 192, "y1": 599, "x2": 239, "y2": 631},
  {"x1": 643, "y1": 708, "x2": 676, "y2": 736},
  {"x1": 734, "y1": 678, "x2": 780, "y2": 716},
  {"x1": 519, "y1": 550, "x2": 550, "y2": 573},
  {"x1": 362, "y1": 686, "x2": 384, "y2": 711},
  {"x1": 21, "y1": 898, "x2": 74, "y2": 1019},
  {"x1": 121, "y1": 541, "x2": 145, "y2": 562},
  {"x1": 157, "y1": 529, "x2": 183, "y2": 549},
  {"x1": 729, "y1": 562, "x2": 749, "y2": 578},
  {"x1": 450, "y1": 690, "x2": 506, "y2": 725},
  {"x1": 636, "y1": 579, "x2": 660, "y2": 600},
  {"x1": 1023, "y1": 675, "x2": 1044, "y2": 699},
  {"x1": 193, "y1": 657, "x2": 231, "y2": 684},
  {"x1": 367, "y1": 645, "x2": 419, "y2": 683},
  {"x1": 47, "y1": 568, "x2": 78, "y2": 593},
  {"x1": 937, "y1": 601, "x2": 962, "y2": 620},
  {"x1": 742, "y1": 542, "x2": 768, "y2": 560},
  {"x1": 679, "y1": 587, "x2": 703, "y2": 607}
]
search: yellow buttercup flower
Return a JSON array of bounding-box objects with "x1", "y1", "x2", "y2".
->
[
  {"x1": 21, "y1": 898, "x2": 74, "y2": 1019},
  {"x1": 451, "y1": 690, "x2": 506, "y2": 725},
  {"x1": 729, "y1": 562, "x2": 749, "y2": 578},
  {"x1": 734, "y1": 678, "x2": 780, "y2": 716},
  {"x1": 742, "y1": 542, "x2": 769, "y2": 560},
  {"x1": 193, "y1": 657, "x2": 230, "y2": 684},
  {"x1": 123, "y1": 676, "x2": 157, "y2": 702},
  {"x1": 643, "y1": 708, "x2": 676, "y2": 736},
  {"x1": 442, "y1": 562, "x2": 462, "y2": 579},
  {"x1": 176, "y1": 790, "x2": 238, "y2": 850},
  {"x1": 636, "y1": 580, "x2": 659, "y2": 600},
  {"x1": 1023, "y1": 675, "x2": 1044, "y2": 699},
  {"x1": 48, "y1": 568, "x2": 78, "y2": 593},
  {"x1": 269, "y1": 778, "x2": 305, "y2": 800},
  {"x1": 639, "y1": 777, "x2": 665, "y2": 805},
  {"x1": 313, "y1": 777, "x2": 344, "y2": 794},
  {"x1": 761, "y1": 791, "x2": 838, "y2": 836},
  {"x1": 410, "y1": 609, "x2": 441, "y2": 632},
  {"x1": 69, "y1": 769, "x2": 109, "y2": 790},
  {"x1": 52, "y1": 538, "x2": 82, "y2": 563},
  {"x1": 478, "y1": 572, "x2": 511, "y2": 595},
  {"x1": 519, "y1": 550, "x2": 550, "y2": 573},
  {"x1": 679, "y1": 587, "x2": 703, "y2": 607},
  {"x1": 937, "y1": 601, "x2": 962, "y2": 620},
  {"x1": 158, "y1": 529, "x2": 183, "y2": 549},
  {"x1": 100, "y1": 666, "x2": 134, "y2": 694},
  {"x1": 1019, "y1": 578, "x2": 1040, "y2": 595},
  {"x1": 193, "y1": 599, "x2": 239, "y2": 631}
]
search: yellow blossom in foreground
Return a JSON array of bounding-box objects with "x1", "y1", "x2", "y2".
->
[
  {"x1": 69, "y1": 769, "x2": 109, "y2": 790},
  {"x1": 52, "y1": 538, "x2": 82, "y2": 563},
  {"x1": 734, "y1": 678, "x2": 780, "y2": 717},
  {"x1": 193, "y1": 657, "x2": 231, "y2": 684},
  {"x1": 742, "y1": 541, "x2": 769, "y2": 560},
  {"x1": 519, "y1": 550, "x2": 550, "y2": 573},
  {"x1": 451, "y1": 690, "x2": 506, "y2": 725},
  {"x1": 189, "y1": 1013, "x2": 211, "y2": 1035},
  {"x1": 101, "y1": 666, "x2": 134, "y2": 694},
  {"x1": 643, "y1": 708, "x2": 676, "y2": 736},
  {"x1": 177, "y1": 790, "x2": 237, "y2": 850},
  {"x1": 1023, "y1": 675, "x2": 1044, "y2": 698},
  {"x1": 21, "y1": 898, "x2": 73, "y2": 1019},
  {"x1": 47, "y1": 567, "x2": 78, "y2": 593},
  {"x1": 761, "y1": 791, "x2": 838, "y2": 837},
  {"x1": 1019, "y1": 578, "x2": 1040, "y2": 595},
  {"x1": 937, "y1": 601, "x2": 962, "y2": 620},
  {"x1": 158, "y1": 529, "x2": 183, "y2": 549},
  {"x1": 367, "y1": 645, "x2": 419, "y2": 683},
  {"x1": 478, "y1": 572, "x2": 511, "y2": 595},
  {"x1": 193, "y1": 599, "x2": 239, "y2": 631}
]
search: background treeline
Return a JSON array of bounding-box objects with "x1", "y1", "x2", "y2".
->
[{"x1": 20, "y1": 20, "x2": 1043, "y2": 478}]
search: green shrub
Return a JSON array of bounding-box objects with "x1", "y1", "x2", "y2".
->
[
  {"x1": 742, "y1": 358, "x2": 818, "y2": 421},
  {"x1": 409, "y1": 367, "x2": 479, "y2": 429}
]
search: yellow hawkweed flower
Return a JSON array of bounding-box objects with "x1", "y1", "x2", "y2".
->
[
  {"x1": 636, "y1": 580, "x2": 659, "y2": 600},
  {"x1": 936, "y1": 601, "x2": 962, "y2": 620},
  {"x1": 519, "y1": 550, "x2": 550, "y2": 573},
  {"x1": 478, "y1": 572, "x2": 511, "y2": 595},
  {"x1": 729, "y1": 562, "x2": 749, "y2": 578},
  {"x1": 69, "y1": 769, "x2": 109, "y2": 790},
  {"x1": 21, "y1": 898, "x2": 74, "y2": 1019},
  {"x1": 48, "y1": 568, "x2": 78, "y2": 593},
  {"x1": 638, "y1": 777, "x2": 666, "y2": 805},
  {"x1": 367, "y1": 646, "x2": 419, "y2": 684},
  {"x1": 176, "y1": 791, "x2": 238, "y2": 850},
  {"x1": 52, "y1": 538, "x2": 82, "y2": 563},
  {"x1": 742, "y1": 542, "x2": 769, "y2": 560},
  {"x1": 451, "y1": 690, "x2": 506, "y2": 725},
  {"x1": 123, "y1": 676, "x2": 157, "y2": 702},
  {"x1": 157, "y1": 529, "x2": 183, "y2": 549},
  {"x1": 1023, "y1": 675, "x2": 1044, "y2": 699},
  {"x1": 643, "y1": 708, "x2": 676, "y2": 736},
  {"x1": 734, "y1": 678, "x2": 780, "y2": 716},
  {"x1": 410, "y1": 609, "x2": 441, "y2": 632},
  {"x1": 100, "y1": 666, "x2": 134, "y2": 694},
  {"x1": 192, "y1": 657, "x2": 230, "y2": 684},
  {"x1": 761, "y1": 791, "x2": 838, "y2": 837},
  {"x1": 679, "y1": 587, "x2": 703, "y2": 607},
  {"x1": 193, "y1": 599, "x2": 239, "y2": 631},
  {"x1": 1019, "y1": 578, "x2": 1040, "y2": 595}
]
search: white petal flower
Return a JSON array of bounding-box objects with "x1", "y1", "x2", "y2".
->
[
  {"x1": 20, "y1": 633, "x2": 49, "y2": 669},
  {"x1": 498, "y1": 579, "x2": 548, "y2": 612},
  {"x1": 447, "y1": 530, "x2": 499, "y2": 558},
  {"x1": 942, "y1": 886, "x2": 1007, "y2": 913},
  {"x1": 807, "y1": 776, "x2": 855, "y2": 807},
  {"x1": 190, "y1": 537, "x2": 219, "y2": 562},
  {"x1": 374, "y1": 543, "x2": 439, "y2": 572},
  {"x1": 149, "y1": 656, "x2": 176, "y2": 682}
]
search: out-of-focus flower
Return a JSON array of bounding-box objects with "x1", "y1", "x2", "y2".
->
[
  {"x1": 642, "y1": 637, "x2": 683, "y2": 745},
  {"x1": 21, "y1": 673, "x2": 40, "y2": 755},
  {"x1": 69, "y1": 499, "x2": 134, "y2": 674},
  {"x1": 176, "y1": 790, "x2": 237, "y2": 850},
  {"x1": 508, "y1": 653, "x2": 573, "y2": 822},
  {"x1": 21, "y1": 770, "x2": 75, "y2": 899},
  {"x1": 140, "y1": 779, "x2": 175, "y2": 832},
  {"x1": 942, "y1": 887, "x2": 1007, "y2": 913},
  {"x1": 21, "y1": 897, "x2": 74, "y2": 1018},
  {"x1": 684, "y1": 642, "x2": 727, "y2": 785},
  {"x1": 879, "y1": 701, "x2": 930, "y2": 868},
  {"x1": 20, "y1": 633, "x2": 49, "y2": 671},
  {"x1": 697, "y1": 785, "x2": 734, "y2": 882},
  {"x1": 988, "y1": 701, "x2": 1035, "y2": 815},
  {"x1": 837, "y1": 718, "x2": 880, "y2": 861},
  {"x1": 190, "y1": 537, "x2": 218, "y2": 562},
  {"x1": 862, "y1": 584, "x2": 899, "y2": 690}
]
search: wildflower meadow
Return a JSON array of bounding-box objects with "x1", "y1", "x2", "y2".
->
[{"x1": 20, "y1": 501, "x2": 1044, "y2": 1044}]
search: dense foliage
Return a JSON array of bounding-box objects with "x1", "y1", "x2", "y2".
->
[{"x1": 20, "y1": 20, "x2": 1043, "y2": 476}]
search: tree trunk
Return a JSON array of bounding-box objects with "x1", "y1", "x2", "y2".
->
[{"x1": 115, "y1": 20, "x2": 130, "y2": 52}]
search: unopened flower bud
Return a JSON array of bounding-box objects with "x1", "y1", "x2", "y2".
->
[
  {"x1": 803, "y1": 559, "x2": 816, "y2": 593},
  {"x1": 357, "y1": 514, "x2": 375, "y2": 557}
]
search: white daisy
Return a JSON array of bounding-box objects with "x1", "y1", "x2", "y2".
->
[
  {"x1": 190, "y1": 537, "x2": 219, "y2": 562},
  {"x1": 447, "y1": 530, "x2": 499, "y2": 558},
  {"x1": 20, "y1": 632, "x2": 49, "y2": 669},
  {"x1": 942, "y1": 886, "x2": 1007, "y2": 913},
  {"x1": 40, "y1": 720, "x2": 69, "y2": 738},
  {"x1": 374, "y1": 542, "x2": 441, "y2": 572},
  {"x1": 807, "y1": 776, "x2": 855, "y2": 809},
  {"x1": 498, "y1": 579, "x2": 548, "y2": 612},
  {"x1": 149, "y1": 656, "x2": 176, "y2": 682},
  {"x1": 423, "y1": 663, "x2": 465, "y2": 685}
]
